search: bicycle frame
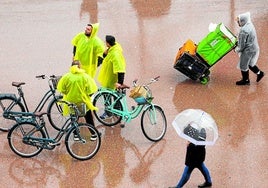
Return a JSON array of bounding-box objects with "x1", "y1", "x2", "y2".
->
[
  {"x1": 14, "y1": 109, "x2": 77, "y2": 150},
  {"x1": 25, "y1": 117, "x2": 75, "y2": 149},
  {"x1": 98, "y1": 87, "x2": 156, "y2": 123},
  {"x1": 1, "y1": 75, "x2": 61, "y2": 117}
]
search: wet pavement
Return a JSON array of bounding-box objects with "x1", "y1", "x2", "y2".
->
[{"x1": 0, "y1": 0, "x2": 268, "y2": 187}]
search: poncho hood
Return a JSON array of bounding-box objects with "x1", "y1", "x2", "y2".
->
[
  {"x1": 89, "y1": 23, "x2": 100, "y2": 39},
  {"x1": 238, "y1": 12, "x2": 251, "y2": 27},
  {"x1": 69, "y1": 65, "x2": 86, "y2": 74}
]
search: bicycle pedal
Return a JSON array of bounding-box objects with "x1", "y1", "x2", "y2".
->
[
  {"x1": 49, "y1": 142, "x2": 60, "y2": 146},
  {"x1": 120, "y1": 124, "x2": 125, "y2": 128}
]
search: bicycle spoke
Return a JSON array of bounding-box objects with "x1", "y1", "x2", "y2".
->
[{"x1": 141, "y1": 105, "x2": 167, "y2": 142}]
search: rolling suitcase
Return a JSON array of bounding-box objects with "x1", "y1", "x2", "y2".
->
[
  {"x1": 196, "y1": 23, "x2": 237, "y2": 66},
  {"x1": 174, "y1": 52, "x2": 209, "y2": 81}
]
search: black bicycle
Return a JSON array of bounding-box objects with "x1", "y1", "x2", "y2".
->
[
  {"x1": 0, "y1": 75, "x2": 66, "y2": 132},
  {"x1": 7, "y1": 101, "x2": 101, "y2": 160}
]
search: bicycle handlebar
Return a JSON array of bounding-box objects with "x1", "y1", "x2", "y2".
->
[
  {"x1": 133, "y1": 76, "x2": 160, "y2": 87},
  {"x1": 36, "y1": 74, "x2": 58, "y2": 80}
]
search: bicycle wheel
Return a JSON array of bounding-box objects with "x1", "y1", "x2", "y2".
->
[
  {"x1": 0, "y1": 96, "x2": 25, "y2": 132},
  {"x1": 7, "y1": 122, "x2": 45, "y2": 157},
  {"x1": 47, "y1": 96, "x2": 68, "y2": 130},
  {"x1": 141, "y1": 105, "x2": 167, "y2": 142},
  {"x1": 93, "y1": 91, "x2": 122, "y2": 126},
  {"x1": 65, "y1": 123, "x2": 101, "y2": 160}
]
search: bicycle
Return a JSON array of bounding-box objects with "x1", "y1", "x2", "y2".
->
[
  {"x1": 92, "y1": 76, "x2": 167, "y2": 142},
  {"x1": 7, "y1": 100, "x2": 101, "y2": 160},
  {"x1": 0, "y1": 74, "x2": 66, "y2": 132}
]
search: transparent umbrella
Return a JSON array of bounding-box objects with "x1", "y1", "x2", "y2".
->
[{"x1": 172, "y1": 109, "x2": 218, "y2": 146}]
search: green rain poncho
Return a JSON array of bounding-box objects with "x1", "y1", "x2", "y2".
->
[
  {"x1": 72, "y1": 23, "x2": 105, "y2": 78},
  {"x1": 98, "y1": 42, "x2": 126, "y2": 89},
  {"x1": 57, "y1": 65, "x2": 98, "y2": 115}
]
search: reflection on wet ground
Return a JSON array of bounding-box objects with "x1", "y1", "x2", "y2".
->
[{"x1": 0, "y1": 0, "x2": 268, "y2": 187}]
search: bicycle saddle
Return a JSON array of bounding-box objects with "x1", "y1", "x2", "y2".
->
[{"x1": 12, "y1": 82, "x2": 26, "y2": 87}]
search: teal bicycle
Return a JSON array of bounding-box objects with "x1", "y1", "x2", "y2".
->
[
  {"x1": 93, "y1": 76, "x2": 167, "y2": 142},
  {"x1": 7, "y1": 101, "x2": 101, "y2": 160}
]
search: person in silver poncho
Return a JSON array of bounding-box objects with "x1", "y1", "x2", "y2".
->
[{"x1": 235, "y1": 12, "x2": 265, "y2": 85}]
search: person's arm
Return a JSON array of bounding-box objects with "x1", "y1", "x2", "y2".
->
[
  {"x1": 97, "y1": 56, "x2": 103, "y2": 67},
  {"x1": 73, "y1": 46, "x2": 76, "y2": 57},
  {"x1": 117, "y1": 72, "x2": 125, "y2": 85}
]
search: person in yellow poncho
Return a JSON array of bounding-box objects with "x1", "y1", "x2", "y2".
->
[
  {"x1": 72, "y1": 23, "x2": 105, "y2": 78},
  {"x1": 57, "y1": 60, "x2": 99, "y2": 140},
  {"x1": 98, "y1": 35, "x2": 126, "y2": 89},
  {"x1": 97, "y1": 35, "x2": 126, "y2": 119}
]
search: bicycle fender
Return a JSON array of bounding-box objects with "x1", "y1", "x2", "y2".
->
[
  {"x1": 144, "y1": 104, "x2": 163, "y2": 111},
  {"x1": 0, "y1": 93, "x2": 17, "y2": 100}
]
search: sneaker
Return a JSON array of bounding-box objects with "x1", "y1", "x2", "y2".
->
[
  {"x1": 100, "y1": 112, "x2": 110, "y2": 119},
  {"x1": 198, "y1": 182, "x2": 212, "y2": 188},
  {"x1": 257, "y1": 71, "x2": 264, "y2": 82},
  {"x1": 90, "y1": 132, "x2": 102, "y2": 141},
  {"x1": 73, "y1": 134, "x2": 80, "y2": 141}
]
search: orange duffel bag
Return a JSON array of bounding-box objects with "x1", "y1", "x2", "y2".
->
[{"x1": 174, "y1": 39, "x2": 197, "y2": 64}]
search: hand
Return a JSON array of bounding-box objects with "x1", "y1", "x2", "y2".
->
[{"x1": 115, "y1": 83, "x2": 121, "y2": 89}]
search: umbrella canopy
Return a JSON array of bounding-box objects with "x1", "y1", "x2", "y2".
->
[{"x1": 172, "y1": 109, "x2": 218, "y2": 145}]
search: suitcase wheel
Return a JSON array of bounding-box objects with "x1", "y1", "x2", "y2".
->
[{"x1": 200, "y1": 76, "x2": 210, "y2": 85}]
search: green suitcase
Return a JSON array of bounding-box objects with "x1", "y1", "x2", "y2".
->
[{"x1": 196, "y1": 23, "x2": 237, "y2": 66}]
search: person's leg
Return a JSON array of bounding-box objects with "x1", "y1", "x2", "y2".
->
[
  {"x1": 84, "y1": 110, "x2": 95, "y2": 126},
  {"x1": 197, "y1": 163, "x2": 212, "y2": 187},
  {"x1": 236, "y1": 70, "x2": 250, "y2": 85},
  {"x1": 249, "y1": 65, "x2": 264, "y2": 82},
  {"x1": 176, "y1": 166, "x2": 194, "y2": 187},
  {"x1": 84, "y1": 110, "x2": 100, "y2": 140}
]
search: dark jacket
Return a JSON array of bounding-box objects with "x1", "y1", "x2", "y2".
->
[{"x1": 185, "y1": 143, "x2": 206, "y2": 167}]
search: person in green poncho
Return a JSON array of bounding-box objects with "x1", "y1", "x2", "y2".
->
[
  {"x1": 98, "y1": 35, "x2": 126, "y2": 89},
  {"x1": 57, "y1": 60, "x2": 99, "y2": 140},
  {"x1": 72, "y1": 23, "x2": 105, "y2": 78},
  {"x1": 97, "y1": 35, "x2": 126, "y2": 119}
]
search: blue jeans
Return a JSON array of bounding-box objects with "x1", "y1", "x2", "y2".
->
[{"x1": 176, "y1": 163, "x2": 212, "y2": 187}]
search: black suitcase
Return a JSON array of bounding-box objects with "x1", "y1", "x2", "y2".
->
[{"x1": 174, "y1": 52, "x2": 210, "y2": 81}]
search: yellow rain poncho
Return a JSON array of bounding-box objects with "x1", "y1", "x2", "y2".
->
[
  {"x1": 98, "y1": 42, "x2": 126, "y2": 89},
  {"x1": 57, "y1": 65, "x2": 98, "y2": 116},
  {"x1": 72, "y1": 23, "x2": 105, "y2": 78}
]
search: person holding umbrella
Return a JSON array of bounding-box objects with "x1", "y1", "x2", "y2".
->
[
  {"x1": 170, "y1": 123, "x2": 212, "y2": 188},
  {"x1": 171, "y1": 109, "x2": 218, "y2": 188}
]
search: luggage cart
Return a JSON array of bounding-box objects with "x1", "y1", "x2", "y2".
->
[{"x1": 174, "y1": 23, "x2": 237, "y2": 84}]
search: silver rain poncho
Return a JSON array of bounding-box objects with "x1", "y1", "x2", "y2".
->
[{"x1": 235, "y1": 12, "x2": 260, "y2": 71}]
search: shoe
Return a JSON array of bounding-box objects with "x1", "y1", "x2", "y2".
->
[
  {"x1": 236, "y1": 79, "x2": 250, "y2": 85},
  {"x1": 198, "y1": 182, "x2": 212, "y2": 188},
  {"x1": 73, "y1": 134, "x2": 80, "y2": 141},
  {"x1": 257, "y1": 71, "x2": 264, "y2": 82},
  {"x1": 100, "y1": 112, "x2": 110, "y2": 119},
  {"x1": 90, "y1": 132, "x2": 101, "y2": 141}
]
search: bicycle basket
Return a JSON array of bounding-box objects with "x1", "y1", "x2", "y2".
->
[
  {"x1": 77, "y1": 103, "x2": 87, "y2": 117},
  {"x1": 52, "y1": 76, "x2": 62, "y2": 90},
  {"x1": 69, "y1": 103, "x2": 87, "y2": 117},
  {"x1": 129, "y1": 86, "x2": 149, "y2": 104}
]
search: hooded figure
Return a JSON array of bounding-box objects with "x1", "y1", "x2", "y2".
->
[
  {"x1": 234, "y1": 12, "x2": 264, "y2": 85},
  {"x1": 72, "y1": 23, "x2": 105, "y2": 78},
  {"x1": 98, "y1": 35, "x2": 126, "y2": 89},
  {"x1": 57, "y1": 61, "x2": 98, "y2": 116}
]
